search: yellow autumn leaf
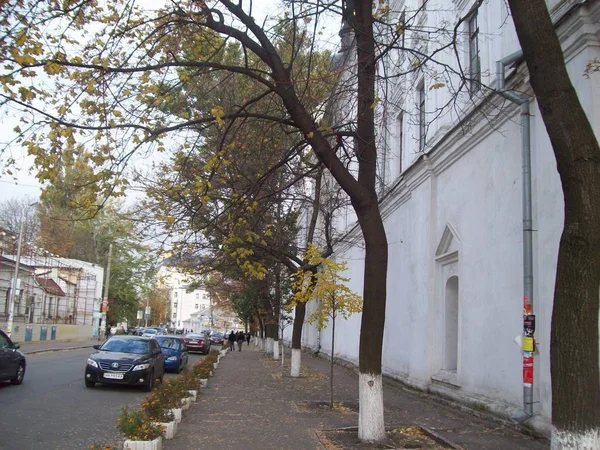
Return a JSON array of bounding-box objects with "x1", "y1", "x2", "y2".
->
[
  {"x1": 44, "y1": 62, "x2": 64, "y2": 75},
  {"x1": 211, "y1": 106, "x2": 225, "y2": 125},
  {"x1": 15, "y1": 30, "x2": 27, "y2": 47}
]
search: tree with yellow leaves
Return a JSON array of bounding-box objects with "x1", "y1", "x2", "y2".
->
[{"x1": 291, "y1": 243, "x2": 362, "y2": 408}]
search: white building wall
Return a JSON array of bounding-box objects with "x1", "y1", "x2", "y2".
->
[{"x1": 293, "y1": 0, "x2": 600, "y2": 434}]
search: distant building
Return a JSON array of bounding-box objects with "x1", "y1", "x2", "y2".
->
[
  {"x1": 0, "y1": 254, "x2": 103, "y2": 341},
  {"x1": 157, "y1": 263, "x2": 210, "y2": 330}
]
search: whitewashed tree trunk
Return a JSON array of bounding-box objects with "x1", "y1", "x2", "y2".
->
[
  {"x1": 357, "y1": 373, "x2": 385, "y2": 442},
  {"x1": 551, "y1": 429, "x2": 600, "y2": 450},
  {"x1": 290, "y1": 348, "x2": 301, "y2": 377},
  {"x1": 266, "y1": 337, "x2": 273, "y2": 353},
  {"x1": 273, "y1": 341, "x2": 279, "y2": 360}
]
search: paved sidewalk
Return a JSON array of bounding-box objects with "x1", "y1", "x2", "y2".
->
[
  {"x1": 17, "y1": 337, "x2": 102, "y2": 354},
  {"x1": 167, "y1": 343, "x2": 549, "y2": 450}
]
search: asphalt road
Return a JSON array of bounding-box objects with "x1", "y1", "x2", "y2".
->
[{"x1": 0, "y1": 347, "x2": 205, "y2": 450}]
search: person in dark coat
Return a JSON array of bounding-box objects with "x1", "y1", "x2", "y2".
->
[
  {"x1": 236, "y1": 331, "x2": 244, "y2": 351},
  {"x1": 246, "y1": 332, "x2": 251, "y2": 345},
  {"x1": 228, "y1": 331, "x2": 236, "y2": 351}
]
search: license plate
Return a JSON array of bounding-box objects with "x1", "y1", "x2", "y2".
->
[
  {"x1": 189, "y1": 340, "x2": 198, "y2": 344},
  {"x1": 104, "y1": 372, "x2": 124, "y2": 380}
]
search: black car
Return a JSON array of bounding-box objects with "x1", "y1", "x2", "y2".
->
[
  {"x1": 85, "y1": 336, "x2": 165, "y2": 391},
  {"x1": 0, "y1": 329, "x2": 25, "y2": 385}
]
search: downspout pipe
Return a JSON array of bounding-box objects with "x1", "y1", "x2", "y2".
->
[{"x1": 496, "y1": 50, "x2": 535, "y2": 419}]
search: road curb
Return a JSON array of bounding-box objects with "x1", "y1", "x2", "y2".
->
[{"x1": 23, "y1": 345, "x2": 96, "y2": 355}]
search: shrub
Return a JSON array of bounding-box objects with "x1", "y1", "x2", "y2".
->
[
  {"x1": 141, "y1": 389, "x2": 175, "y2": 422},
  {"x1": 116, "y1": 407, "x2": 164, "y2": 441},
  {"x1": 191, "y1": 360, "x2": 213, "y2": 378},
  {"x1": 178, "y1": 370, "x2": 200, "y2": 391},
  {"x1": 162, "y1": 379, "x2": 189, "y2": 402}
]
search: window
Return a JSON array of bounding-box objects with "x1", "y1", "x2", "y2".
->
[
  {"x1": 444, "y1": 276, "x2": 459, "y2": 372},
  {"x1": 172, "y1": 312, "x2": 177, "y2": 318},
  {"x1": 173, "y1": 302, "x2": 178, "y2": 309},
  {"x1": 0, "y1": 333, "x2": 9, "y2": 348},
  {"x1": 195, "y1": 304, "x2": 199, "y2": 309},
  {"x1": 196, "y1": 293, "x2": 200, "y2": 299},
  {"x1": 468, "y1": 11, "x2": 480, "y2": 94},
  {"x1": 418, "y1": 81, "x2": 426, "y2": 151},
  {"x1": 397, "y1": 112, "x2": 404, "y2": 173}
]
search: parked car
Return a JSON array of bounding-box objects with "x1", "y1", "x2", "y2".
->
[
  {"x1": 183, "y1": 333, "x2": 211, "y2": 354},
  {"x1": 84, "y1": 336, "x2": 165, "y2": 391},
  {"x1": 141, "y1": 328, "x2": 159, "y2": 338},
  {"x1": 0, "y1": 330, "x2": 26, "y2": 385},
  {"x1": 154, "y1": 335, "x2": 188, "y2": 373},
  {"x1": 209, "y1": 332, "x2": 225, "y2": 345}
]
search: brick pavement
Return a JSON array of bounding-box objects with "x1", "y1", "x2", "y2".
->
[{"x1": 165, "y1": 342, "x2": 550, "y2": 450}]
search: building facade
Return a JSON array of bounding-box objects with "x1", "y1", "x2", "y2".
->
[
  {"x1": 0, "y1": 253, "x2": 104, "y2": 342},
  {"x1": 157, "y1": 263, "x2": 210, "y2": 330},
  {"x1": 284, "y1": 0, "x2": 600, "y2": 436}
]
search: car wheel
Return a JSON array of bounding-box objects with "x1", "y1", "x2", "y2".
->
[
  {"x1": 10, "y1": 363, "x2": 25, "y2": 385},
  {"x1": 85, "y1": 379, "x2": 95, "y2": 388},
  {"x1": 144, "y1": 371, "x2": 154, "y2": 392}
]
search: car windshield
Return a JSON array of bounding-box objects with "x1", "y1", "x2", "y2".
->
[
  {"x1": 144, "y1": 329, "x2": 157, "y2": 334},
  {"x1": 101, "y1": 339, "x2": 150, "y2": 354},
  {"x1": 186, "y1": 334, "x2": 203, "y2": 339},
  {"x1": 212, "y1": 333, "x2": 223, "y2": 337},
  {"x1": 155, "y1": 337, "x2": 179, "y2": 349}
]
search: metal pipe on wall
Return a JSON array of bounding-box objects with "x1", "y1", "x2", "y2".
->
[{"x1": 496, "y1": 50, "x2": 535, "y2": 419}]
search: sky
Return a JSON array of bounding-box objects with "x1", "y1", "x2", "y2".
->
[{"x1": 0, "y1": 0, "x2": 341, "y2": 203}]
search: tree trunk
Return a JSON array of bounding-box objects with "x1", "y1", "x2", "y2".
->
[
  {"x1": 353, "y1": 1, "x2": 388, "y2": 443},
  {"x1": 507, "y1": 1, "x2": 600, "y2": 447},
  {"x1": 330, "y1": 307, "x2": 336, "y2": 409},
  {"x1": 291, "y1": 301, "x2": 306, "y2": 377},
  {"x1": 355, "y1": 201, "x2": 388, "y2": 443}
]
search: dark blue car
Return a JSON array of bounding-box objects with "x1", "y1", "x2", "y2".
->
[{"x1": 154, "y1": 335, "x2": 188, "y2": 373}]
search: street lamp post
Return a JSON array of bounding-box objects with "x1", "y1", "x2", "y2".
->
[{"x1": 99, "y1": 243, "x2": 113, "y2": 339}]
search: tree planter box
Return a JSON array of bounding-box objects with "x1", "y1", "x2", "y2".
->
[
  {"x1": 152, "y1": 421, "x2": 178, "y2": 440},
  {"x1": 168, "y1": 408, "x2": 182, "y2": 424},
  {"x1": 213, "y1": 362, "x2": 218, "y2": 370},
  {"x1": 124, "y1": 436, "x2": 162, "y2": 450},
  {"x1": 187, "y1": 390, "x2": 197, "y2": 401},
  {"x1": 180, "y1": 397, "x2": 191, "y2": 411},
  {"x1": 220, "y1": 350, "x2": 227, "y2": 357},
  {"x1": 200, "y1": 378, "x2": 208, "y2": 388}
]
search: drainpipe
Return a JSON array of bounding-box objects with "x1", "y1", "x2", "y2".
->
[{"x1": 496, "y1": 50, "x2": 535, "y2": 419}]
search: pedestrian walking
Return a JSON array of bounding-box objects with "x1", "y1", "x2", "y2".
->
[
  {"x1": 246, "y1": 332, "x2": 251, "y2": 345},
  {"x1": 228, "y1": 331, "x2": 236, "y2": 351},
  {"x1": 236, "y1": 331, "x2": 244, "y2": 351}
]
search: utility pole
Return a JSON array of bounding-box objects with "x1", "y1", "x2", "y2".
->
[
  {"x1": 6, "y1": 217, "x2": 25, "y2": 339},
  {"x1": 100, "y1": 243, "x2": 113, "y2": 339},
  {"x1": 209, "y1": 289, "x2": 214, "y2": 328},
  {"x1": 6, "y1": 202, "x2": 37, "y2": 338}
]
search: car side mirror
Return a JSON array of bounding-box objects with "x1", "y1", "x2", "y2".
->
[
  {"x1": 93, "y1": 344, "x2": 100, "y2": 350},
  {"x1": 13, "y1": 342, "x2": 20, "y2": 349}
]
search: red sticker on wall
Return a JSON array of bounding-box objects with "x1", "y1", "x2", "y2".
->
[{"x1": 523, "y1": 366, "x2": 533, "y2": 384}]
